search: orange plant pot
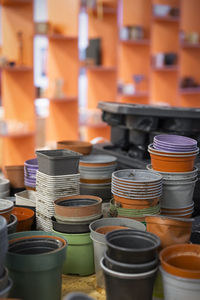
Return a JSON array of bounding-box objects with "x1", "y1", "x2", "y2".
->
[
  {"x1": 160, "y1": 244, "x2": 200, "y2": 279},
  {"x1": 3, "y1": 165, "x2": 24, "y2": 188},
  {"x1": 80, "y1": 178, "x2": 111, "y2": 184},
  {"x1": 146, "y1": 215, "x2": 193, "y2": 249},
  {"x1": 12, "y1": 207, "x2": 34, "y2": 232},
  {"x1": 150, "y1": 152, "x2": 196, "y2": 172},
  {"x1": 57, "y1": 140, "x2": 92, "y2": 155},
  {"x1": 117, "y1": 215, "x2": 146, "y2": 222},
  {"x1": 113, "y1": 194, "x2": 160, "y2": 207},
  {"x1": 0, "y1": 209, "x2": 12, "y2": 222}
]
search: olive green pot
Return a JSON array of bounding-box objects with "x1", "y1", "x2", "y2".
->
[
  {"x1": 6, "y1": 231, "x2": 67, "y2": 300},
  {"x1": 53, "y1": 230, "x2": 94, "y2": 276}
]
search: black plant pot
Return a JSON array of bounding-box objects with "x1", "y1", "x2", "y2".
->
[
  {"x1": 105, "y1": 229, "x2": 160, "y2": 264},
  {"x1": 104, "y1": 251, "x2": 159, "y2": 274},
  {"x1": 101, "y1": 258, "x2": 157, "y2": 300},
  {"x1": 51, "y1": 217, "x2": 91, "y2": 234}
]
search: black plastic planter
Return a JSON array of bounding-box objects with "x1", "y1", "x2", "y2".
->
[
  {"x1": 52, "y1": 217, "x2": 92, "y2": 234},
  {"x1": 101, "y1": 258, "x2": 157, "y2": 300},
  {"x1": 6, "y1": 231, "x2": 67, "y2": 300},
  {"x1": 104, "y1": 251, "x2": 159, "y2": 274},
  {"x1": 64, "y1": 292, "x2": 95, "y2": 300},
  {"x1": 105, "y1": 229, "x2": 160, "y2": 264},
  {"x1": 0, "y1": 216, "x2": 8, "y2": 277}
]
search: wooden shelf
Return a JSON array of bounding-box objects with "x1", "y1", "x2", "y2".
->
[
  {"x1": 1, "y1": 66, "x2": 33, "y2": 72},
  {"x1": 0, "y1": 131, "x2": 35, "y2": 138},
  {"x1": 48, "y1": 34, "x2": 78, "y2": 41},
  {"x1": 120, "y1": 39, "x2": 150, "y2": 46},
  {"x1": 86, "y1": 66, "x2": 117, "y2": 72},
  {"x1": 152, "y1": 66, "x2": 178, "y2": 72},
  {"x1": 181, "y1": 42, "x2": 200, "y2": 49},
  {"x1": 153, "y1": 16, "x2": 180, "y2": 22},
  {"x1": 179, "y1": 87, "x2": 200, "y2": 95},
  {"x1": 48, "y1": 96, "x2": 77, "y2": 102},
  {"x1": 118, "y1": 91, "x2": 149, "y2": 98}
]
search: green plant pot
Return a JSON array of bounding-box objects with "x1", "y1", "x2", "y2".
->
[
  {"x1": 6, "y1": 231, "x2": 67, "y2": 300},
  {"x1": 53, "y1": 230, "x2": 94, "y2": 276}
]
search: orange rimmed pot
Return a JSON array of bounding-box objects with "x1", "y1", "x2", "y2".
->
[
  {"x1": 113, "y1": 194, "x2": 160, "y2": 208},
  {"x1": 12, "y1": 207, "x2": 34, "y2": 232},
  {"x1": 160, "y1": 244, "x2": 200, "y2": 279},
  {"x1": 149, "y1": 151, "x2": 197, "y2": 172},
  {"x1": 57, "y1": 140, "x2": 92, "y2": 155},
  {"x1": 146, "y1": 215, "x2": 193, "y2": 249},
  {"x1": 96, "y1": 226, "x2": 129, "y2": 235},
  {"x1": 0, "y1": 200, "x2": 14, "y2": 222},
  {"x1": 148, "y1": 144, "x2": 199, "y2": 156}
]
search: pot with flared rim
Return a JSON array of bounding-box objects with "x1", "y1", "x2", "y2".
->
[
  {"x1": 147, "y1": 164, "x2": 198, "y2": 178},
  {"x1": 101, "y1": 257, "x2": 158, "y2": 300},
  {"x1": 154, "y1": 135, "x2": 197, "y2": 147},
  {"x1": 112, "y1": 169, "x2": 162, "y2": 184},
  {"x1": 161, "y1": 202, "x2": 194, "y2": 212},
  {"x1": 112, "y1": 186, "x2": 162, "y2": 197},
  {"x1": 105, "y1": 229, "x2": 160, "y2": 264},
  {"x1": 148, "y1": 144, "x2": 199, "y2": 156},
  {"x1": 79, "y1": 154, "x2": 117, "y2": 165},
  {"x1": 112, "y1": 180, "x2": 162, "y2": 190},
  {"x1": 111, "y1": 182, "x2": 162, "y2": 193},
  {"x1": 104, "y1": 250, "x2": 159, "y2": 274},
  {"x1": 153, "y1": 144, "x2": 197, "y2": 153},
  {"x1": 112, "y1": 190, "x2": 162, "y2": 200},
  {"x1": 54, "y1": 212, "x2": 103, "y2": 223}
]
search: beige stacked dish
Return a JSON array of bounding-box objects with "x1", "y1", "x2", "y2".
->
[
  {"x1": 147, "y1": 134, "x2": 198, "y2": 218},
  {"x1": 79, "y1": 155, "x2": 117, "y2": 202},
  {"x1": 111, "y1": 169, "x2": 162, "y2": 222}
]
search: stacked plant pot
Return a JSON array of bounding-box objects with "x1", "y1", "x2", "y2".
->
[
  {"x1": 36, "y1": 149, "x2": 82, "y2": 231},
  {"x1": 0, "y1": 216, "x2": 12, "y2": 298},
  {"x1": 160, "y1": 244, "x2": 200, "y2": 300},
  {"x1": 111, "y1": 169, "x2": 162, "y2": 222},
  {"x1": 0, "y1": 178, "x2": 10, "y2": 198},
  {"x1": 24, "y1": 158, "x2": 38, "y2": 190},
  {"x1": 52, "y1": 195, "x2": 103, "y2": 276},
  {"x1": 89, "y1": 217, "x2": 146, "y2": 288},
  {"x1": 148, "y1": 134, "x2": 199, "y2": 217},
  {"x1": 79, "y1": 155, "x2": 117, "y2": 202},
  {"x1": 52, "y1": 195, "x2": 102, "y2": 276},
  {"x1": 101, "y1": 229, "x2": 160, "y2": 300}
]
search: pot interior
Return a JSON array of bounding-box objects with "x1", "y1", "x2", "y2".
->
[
  {"x1": 58, "y1": 198, "x2": 98, "y2": 207},
  {"x1": 167, "y1": 255, "x2": 200, "y2": 271},
  {"x1": 9, "y1": 237, "x2": 64, "y2": 255},
  {"x1": 109, "y1": 236, "x2": 155, "y2": 250}
]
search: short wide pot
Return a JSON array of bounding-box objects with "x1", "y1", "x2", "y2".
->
[
  {"x1": 101, "y1": 258, "x2": 158, "y2": 300},
  {"x1": 6, "y1": 231, "x2": 67, "y2": 300},
  {"x1": 53, "y1": 230, "x2": 94, "y2": 276}
]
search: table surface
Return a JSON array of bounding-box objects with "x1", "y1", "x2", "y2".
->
[{"x1": 62, "y1": 274, "x2": 106, "y2": 300}]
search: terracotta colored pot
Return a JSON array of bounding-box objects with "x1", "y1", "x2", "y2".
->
[
  {"x1": 146, "y1": 215, "x2": 193, "y2": 249},
  {"x1": 3, "y1": 166, "x2": 24, "y2": 188},
  {"x1": 160, "y1": 244, "x2": 200, "y2": 279},
  {"x1": 57, "y1": 140, "x2": 92, "y2": 155},
  {"x1": 80, "y1": 178, "x2": 111, "y2": 184},
  {"x1": 149, "y1": 151, "x2": 196, "y2": 172},
  {"x1": 161, "y1": 212, "x2": 192, "y2": 218},
  {"x1": 54, "y1": 195, "x2": 102, "y2": 218},
  {"x1": 12, "y1": 207, "x2": 34, "y2": 232},
  {"x1": 96, "y1": 226, "x2": 128, "y2": 235},
  {"x1": 113, "y1": 194, "x2": 160, "y2": 206}
]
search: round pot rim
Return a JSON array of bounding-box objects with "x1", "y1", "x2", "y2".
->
[
  {"x1": 148, "y1": 148, "x2": 198, "y2": 158},
  {"x1": 80, "y1": 154, "x2": 117, "y2": 164},
  {"x1": 154, "y1": 135, "x2": 197, "y2": 146},
  {"x1": 148, "y1": 144, "x2": 199, "y2": 155},
  {"x1": 0, "y1": 215, "x2": 8, "y2": 228},
  {"x1": 105, "y1": 229, "x2": 160, "y2": 253},
  {"x1": 54, "y1": 195, "x2": 102, "y2": 208},
  {"x1": 112, "y1": 169, "x2": 162, "y2": 184},
  {"x1": 113, "y1": 192, "x2": 161, "y2": 200},
  {"x1": 100, "y1": 257, "x2": 158, "y2": 279},
  {"x1": 160, "y1": 243, "x2": 200, "y2": 278},
  {"x1": 146, "y1": 164, "x2": 198, "y2": 176},
  {"x1": 8, "y1": 234, "x2": 67, "y2": 256},
  {"x1": 160, "y1": 266, "x2": 200, "y2": 284}
]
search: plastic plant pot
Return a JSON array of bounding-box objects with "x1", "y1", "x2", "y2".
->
[
  {"x1": 154, "y1": 135, "x2": 197, "y2": 148},
  {"x1": 147, "y1": 164, "x2": 198, "y2": 180},
  {"x1": 3, "y1": 165, "x2": 25, "y2": 188},
  {"x1": 12, "y1": 207, "x2": 34, "y2": 232},
  {"x1": 160, "y1": 244, "x2": 200, "y2": 279},
  {"x1": 54, "y1": 195, "x2": 102, "y2": 218},
  {"x1": 57, "y1": 140, "x2": 92, "y2": 155},
  {"x1": 101, "y1": 258, "x2": 158, "y2": 300},
  {"x1": 0, "y1": 200, "x2": 14, "y2": 222},
  {"x1": 104, "y1": 251, "x2": 159, "y2": 274},
  {"x1": 112, "y1": 169, "x2": 162, "y2": 185},
  {"x1": 64, "y1": 292, "x2": 94, "y2": 300},
  {"x1": 36, "y1": 149, "x2": 82, "y2": 176},
  {"x1": 89, "y1": 217, "x2": 146, "y2": 288},
  {"x1": 105, "y1": 229, "x2": 160, "y2": 264},
  {"x1": 79, "y1": 155, "x2": 117, "y2": 167},
  {"x1": 0, "y1": 178, "x2": 10, "y2": 192},
  {"x1": 7, "y1": 214, "x2": 17, "y2": 234},
  {"x1": 145, "y1": 215, "x2": 193, "y2": 249},
  {"x1": 53, "y1": 229, "x2": 94, "y2": 276},
  {"x1": 6, "y1": 231, "x2": 67, "y2": 300},
  {"x1": 160, "y1": 266, "x2": 200, "y2": 300}
]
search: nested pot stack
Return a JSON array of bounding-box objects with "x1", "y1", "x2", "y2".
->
[
  {"x1": 0, "y1": 178, "x2": 10, "y2": 199},
  {"x1": 35, "y1": 149, "x2": 82, "y2": 231},
  {"x1": 147, "y1": 134, "x2": 198, "y2": 218},
  {"x1": 101, "y1": 229, "x2": 160, "y2": 300},
  {"x1": 24, "y1": 158, "x2": 38, "y2": 190},
  {"x1": 111, "y1": 169, "x2": 162, "y2": 222},
  {"x1": 52, "y1": 195, "x2": 103, "y2": 276},
  {"x1": 79, "y1": 155, "x2": 117, "y2": 202}
]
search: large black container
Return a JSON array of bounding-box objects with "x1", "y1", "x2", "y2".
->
[
  {"x1": 105, "y1": 229, "x2": 160, "y2": 264},
  {"x1": 101, "y1": 258, "x2": 157, "y2": 300},
  {"x1": 104, "y1": 251, "x2": 158, "y2": 274}
]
